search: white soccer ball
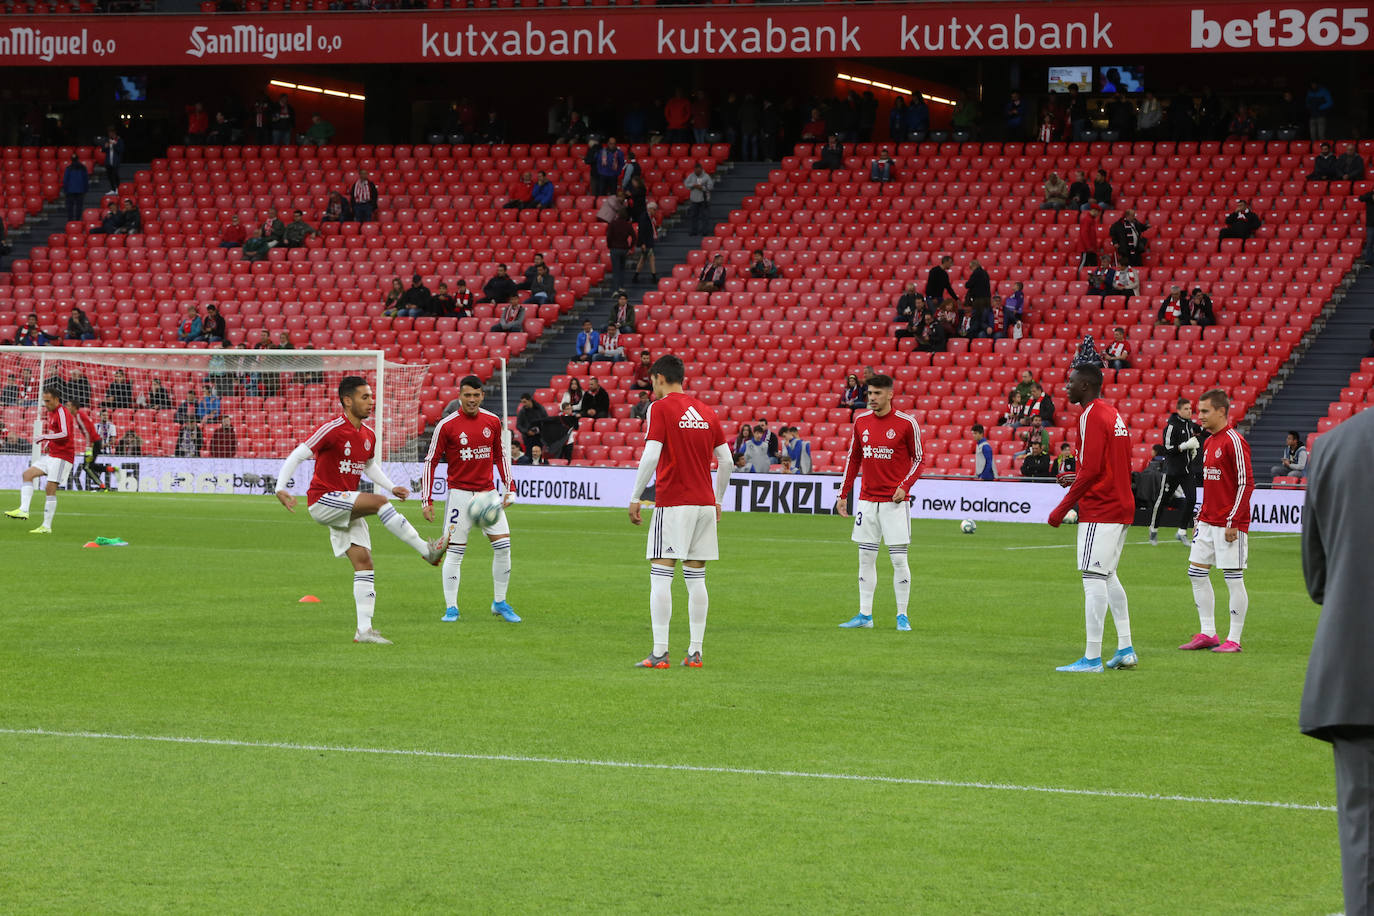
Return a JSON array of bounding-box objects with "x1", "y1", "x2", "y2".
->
[
  {"x1": 1064, "y1": 509, "x2": 1079, "y2": 524},
  {"x1": 467, "y1": 491, "x2": 504, "y2": 527},
  {"x1": 960, "y1": 519, "x2": 977, "y2": 534}
]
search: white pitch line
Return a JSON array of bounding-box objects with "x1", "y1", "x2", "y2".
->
[{"x1": 0, "y1": 727, "x2": 1332, "y2": 813}]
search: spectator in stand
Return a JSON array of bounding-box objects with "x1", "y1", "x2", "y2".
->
[
  {"x1": 1309, "y1": 143, "x2": 1341, "y2": 180},
  {"x1": 304, "y1": 114, "x2": 335, "y2": 146},
  {"x1": 1021, "y1": 441, "x2": 1052, "y2": 478},
  {"x1": 594, "y1": 322, "x2": 626, "y2": 362},
  {"x1": 115, "y1": 199, "x2": 142, "y2": 235},
  {"x1": 1026, "y1": 381, "x2": 1056, "y2": 426},
  {"x1": 1226, "y1": 105, "x2": 1256, "y2": 141},
  {"x1": 965, "y1": 258, "x2": 992, "y2": 318},
  {"x1": 1187, "y1": 288, "x2": 1216, "y2": 327},
  {"x1": 665, "y1": 90, "x2": 692, "y2": 143},
  {"x1": 731, "y1": 423, "x2": 751, "y2": 456},
  {"x1": 1014, "y1": 410, "x2": 1050, "y2": 459},
  {"x1": 17, "y1": 314, "x2": 53, "y2": 347},
  {"x1": 220, "y1": 213, "x2": 247, "y2": 248},
  {"x1": 971, "y1": 424, "x2": 996, "y2": 480},
  {"x1": 381, "y1": 278, "x2": 405, "y2": 317},
  {"x1": 1158, "y1": 286, "x2": 1188, "y2": 325},
  {"x1": 276, "y1": 330, "x2": 293, "y2": 350},
  {"x1": 1306, "y1": 81, "x2": 1333, "y2": 140},
  {"x1": 523, "y1": 265, "x2": 555, "y2": 306},
  {"x1": 557, "y1": 110, "x2": 589, "y2": 144},
  {"x1": 912, "y1": 312, "x2": 947, "y2": 352},
  {"x1": 610, "y1": 292, "x2": 636, "y2": 333},
  {"x1": 1091, "y1": 169, "x2": 1114, "y2": 210},
  {"x1": 430, "y1": 282, "x2": 456, "y2": 317},
  {"x1": 185, "y1": 102, "x2": 210, "y2": 144},
  {"x1": 697, "y1": 254, "x2": 728, "y2": 293},
  {"x1": 67, "y1": 369, "x2": 92, "y2": 409},
  {"x1": 282, "y1": 210, "x2": 319, "y2": 248},
  {"x1": 175, "y1": 416, "x2": 203, "y2": 458},
  {"x1": 101, "y1": 126, "x2": 125, "y2": 192},
  {"x1": 102, "y1": 369, "x2": 134, "y2": 410},
  {"x1": 196, "y1": 383, "x2": 221, "y2": 422},
  {"x1": 143, "y1": 377, "x2": 173, "y2": 411},
  {"x1": 621, "y1": 151, "x2": 643, "y2": 191},
  {"x1": 1271, "y1": 430, "x2": 1309, "y2": 480},
  {"x1": 91, "y1": 201, "x2": 122, "y2": 235},
  {"x1": 1106, "y1": 327, "x2": 1132, "y2": 369},
  {"x1": 561, "y1": 378, "x2": 584, "y2": 413},
  {"x1": 394, "y1": 274, "x2": 431, "y2": 317},
  {"x1": 594, "y1": 139, "x2": 626, "y2": 197},
  {"x1": 1106, "y1": 92, "x2": 1136, "y2": 139},
  {"x1": 207, "y1": 418, "x2": 237, "y2": 458},
  {"x1": 573, "y1": 321, "x2": 599, "y2": 363},
  {"x1": 1002, "y1": 281, "x2": 1027, "y2": 336},
  {"x1": 1066, "y1": 169, "x2": 1091, "y2": 210},
  {"x1": 894, "y1": 283, "x2": 921, "y2": 323},
  {"x1": 738, "y1": 93, "x2": 762, "y2": 160},
  {"x1": 515, "y1": 394, "x2": 549, "y2": 452},
  {"x1": 631, "y1": 201, "x2": 660, "y2": 283},
  {"x1": 320, "y1": 191, "x2": 351, "y2": 224},
  {"x1": 1219, "y1": 199, "x2": 1262, "y2": 240},
  {"x1": 1338, "y1": 143, "x2": 1367, "y2": 182},
  {"x1": 350, "y1": 169, "x2": 378, "y2": 223},
  {"x1": 242, "y1": 225, "x2": 274, "y2": 263},
  {"x1": 177, "y1": 305, "x2": 204, "y2": 342},
  {"x1": 779, "y1": 426, "x2": 812, "y2": 473},
  {"x1": 1110, "y1": 209, "x2": 1149, "y2": 265},
  {"x1": 202, "y1": 304, "x2": 226, "y2": 343},
  {"x1": 516, "y1": 443, "x2": 549, "y2": 467},
  {"x1": 684, "y1": 161, "x2": 714, "y2": 235},
  {"x1": 1136, "y1": 91, "x2": 1163, "y2": 138},
  {"x1": 925, "y1": 255, "x2": 957, "y2": 307},
  {"x1": 630, "y1": 350, "x2": 653, "y2": 391},
  {"x1": 690, "y1": 90, "x2": 711, "y2": 143},
  {"x1": 501, "y1": 171, "x2": 532, "y2": 210},
  {"x1": 869, "y1": 147, "x2": 895, "y2": 183},
  {"x1": 748, "y1": 249, "x2": 780, "y2": 280},
  {"x1": 905, "y1": 94, "x2": 930, "y2": 140},
  {"x1": 813, "y1": 134, "x2": 845, "y2": 172},
  {"x1": 579, "y1": 376, "x2": 611, "y2": 420},
  {"x1": 266, "y1": 211, "x2": 288, "y2": 246},
  {"x1": 889, "y1": 98, "x2": 909, "y2": 143},
  {"x1": 1042, "y1": 172, "x2": 1069, "y2": 210},
  {"x1": 606, "y1": 207, "x2": 635, "y2": 292},
  {"x1": 62, "y1": 155, "x2": 89, "y2": 222},
  {"x1": 741, "y1": 425, "x2": 773, "y2": 473},
  {"x1": 66, "y1": 307, "x2": 96, "y2": 341},
  {"x1": 207, "y1": 112, "x2": 234, "y2": 145},
  {"x1": 451, "y1": 279, "x2": 475, "y2": 317},
  {"x1": 270, "y1": 94, "x2": 296, "y2": 145},
  {"x1": 1077, "y1": 206, "x2": 1102, "y2": 269},
  {"x1": 1112, "y1": 263, "x2": 1140, "y2": 301},
  {"x1": 631, "y1": 390, "x2": 652, "y2": 422},
  {"x1": 477, "y1": 264, "x2": 518, "y2": 304},
  {"x1": 516, "y1": 255, "x2": 550, "y2": 292},
  {"x1": 1360, "y1": 186, "x2": 1374, "y2": 266},
  {"x1": 491, "y1": 296, "x2": 526, "y2": 334},
  {"x1": 1004, "y1": 91, "x2": 1026, "y2": 139},
  {"x1": 1052, "y1": 442, "x2": 1077, "y2": 480},
  {"x1": 527, "y1": 171, "x2": 555, "y2": 210}
]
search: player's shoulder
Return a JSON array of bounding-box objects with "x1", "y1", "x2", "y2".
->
[
  {"x1": 853, "y1": 408, "x2": 875, "y2": 424},
  {"x1": 478, "y1": 408, "x2": 502, "y2": 424},
  {"x1": 307, "y1": 415, "x2": 347, "y2": 441},
  {"x1": 892, "y1": 409, "x2": 920, "y2": 428}
]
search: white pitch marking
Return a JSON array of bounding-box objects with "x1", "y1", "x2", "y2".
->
[{"x1": 0, "y1": 727, "x2": 1333, "y2": 813}]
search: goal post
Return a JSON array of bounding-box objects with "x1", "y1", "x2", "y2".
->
[{"x1": 0, "y1": 346, "x2": 430, "y2": 494}]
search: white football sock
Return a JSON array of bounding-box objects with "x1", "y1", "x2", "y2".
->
[
  {"x1": 683, "y1": 565, "x2": 707, "y2": 655},
  {"x1": 377, "y1": 503, "x2": 428, "y2": 556},
  {"x1": 42, "y1": 495, "x2": 57, "y2": 528},
  {"x1": 857, "y1": 544, "x2": 878, "y2": 616},
  {"x1": 1106, "y1": 572, "x2": 1131, "y2": 650},
  {"x1": 353, "y1": 571, "x2": 376, "y2": 632},
  {"x1": 650, "y1": 564, "x2": 674, "y2": 655},
  {"x1": 889, "y1": 546, "x2": 910, "y2": 617},
  {"x1": 490, "y1": 536, "x2": 511, "y2": 603},
  {"x1": 18, "y1": 483, "x2": 33, "y2": 513},
  {"x1": 1082, "y1": 573, "x2": 1108, "y2": 660},
  {"x1": 1224, "y1": 571, "x2": 1249, "y2": 644},
  {"x1": 1189, "y1": 565, "x2": 1216, "y2": 636},
  {"x1": 442, "y1": 542, "x2": 465, "y2": 608}
]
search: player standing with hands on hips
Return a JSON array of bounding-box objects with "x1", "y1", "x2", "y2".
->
[
  {"x1": 836, "y1": 374, "x2": 923, "y2": 631},
  {"x1": 275, "y1": 376, "x2": 451, "y2": 645},
  {"x1": 628, "y1": 354, "x2": 733, "y2": 669},
  {"x1": 421, "y1": 375, "x2": 520, "y2": 624},
  {"x1": 1178, "y1": 389, "x2": 1254, "y2": 653},
  {"x1": 1048, "y1": 339, "x2": 1138, "y2": 672}
]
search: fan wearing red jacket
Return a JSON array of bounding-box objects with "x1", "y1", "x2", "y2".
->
[
  {"x1": 1179, "y1": 388, "x2": 1255, "y2": 654},
  {"x1": 421, "y1": 375, "x2": 519, "y2": 624},
  {"x1": 6, "y1": 384, "x2": 75, "y2": 533},
  {"x1": 836, "y1": 374, "x2": 923, "y2": 631},
  {"x1": 1048, "y1": 338, "x2": 1137, "y2": 673}
]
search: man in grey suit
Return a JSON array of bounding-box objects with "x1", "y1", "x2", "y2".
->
[{"x1": 1302, "y1": 408, "x2": 1374, "y2": 916}]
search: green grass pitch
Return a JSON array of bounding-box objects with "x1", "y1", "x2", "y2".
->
[{"x1": 0, "y1": 493, "x2": 1340, "y2": 913}]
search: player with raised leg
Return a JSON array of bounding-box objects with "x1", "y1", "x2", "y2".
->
[
  {"x1": 421, "y1": 375, "x2": 519, "y2": 624},
  {"x1": 1178, "y1": 388, "x2": 1255, "y2": 653},
  {"x1": 275, "y1": 375, "x2": 451, "y2": 644},
  {"x1": 1048, "y1": 338, "x2": 1138, "y2": 672},
  {"x1": 628, "y1": 354, "x2": 733, "y2": 668},
  {"x1": 835, "y1": 374, "x2": 923, "y2": 631},
  {"x1": 6, "y1": 384, "x2": 74, "y2": 533}
]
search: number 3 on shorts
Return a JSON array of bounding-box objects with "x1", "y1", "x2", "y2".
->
[{"x1": 854, "y1": 511, "x2": 862, "y2": 527}]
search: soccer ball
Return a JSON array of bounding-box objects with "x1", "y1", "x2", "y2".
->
[
  {"x1": 959, "y1": 519, "x2": 977, "y2": 534},
  {"x1": 1064, "y1": 509, "x2": 1079, "y2": 524},
  {"x1": 467, "y1": 491, "x2": 504, "y2": 527}
]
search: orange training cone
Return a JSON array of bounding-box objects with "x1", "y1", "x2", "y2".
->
[{"x1": 298, "y1": 595, "x2": 321, "y2": 603}]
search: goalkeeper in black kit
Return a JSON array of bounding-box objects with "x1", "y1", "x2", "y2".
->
[{"x1": 1149, "y1": 397, "x2": 1203, "y2": 545}]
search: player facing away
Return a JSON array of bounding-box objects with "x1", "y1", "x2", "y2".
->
[
  {"x1": 835, "y1": 374, "x2": 923, "y2": 631},
  {"x1": 5, "y1": 385, "x2": 75, "y2": 533},
  {"x1": 628, "y1": 354, "x2": 734, "y2": 668},
  {"x1": 275, "y1": 376, "x2": 451, "y2": 644},
  {"x1": 1048, "y1": 338, "x2": 1138, "y2": 673},
  {"x1": 421, "y1": 375, "x2": 520, "y2": 623},
  {"x1": 1179, "y1": 389, "x2": 1255, "y2": 653},
  {"x1": 1149, "y1": 397, "x2": 1203, "y2": 545}
]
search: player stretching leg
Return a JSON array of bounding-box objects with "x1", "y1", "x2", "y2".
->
[
  {"x1": 275, "y1": 376, "x2": 450, "y2": 644},
  {"x1": 421, "y1": 375, "x2": 519, "y2": 623},
  {"x1": 1048, "y1": 338, "x2": 1138, "y2": 672},
  {"x1": 6, "y1": 385, "x2": 75, "y2": 533},
  {"x1": 835, "y1": 374, "x2": 923, "y2": 631},
  {"x1": 628, "y1": 355, "x2": 733, "y2": 668},
  {"x1": 1178, "y1": 389, "x2": 1255, "y2": 653}
]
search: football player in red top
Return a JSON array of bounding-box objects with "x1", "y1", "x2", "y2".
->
[
  {"x1": 67, "y1": 400, "x2": 106, "y2": 491},
  {"x1": 628, "y1": 354, "x2": 733, "y2": 669},
  {"x1": 1048, "y1": 338, "x2": 1137, "y2": 673},
  {"x1": 1179, "y1": 388, "x2": 1255, "y2": 654},
  {"x1": 276, "y1": 375, "x2": 450, "y2": 645},
  {"x1": 6, "y1": 384, "x2": 75, "y2": 533},
  {"x1": 421, "y1": 374, "x2": 520, "y2": 624},
  {"x1": 835, "y1": 374, "x2": 923, "y2": 631}
]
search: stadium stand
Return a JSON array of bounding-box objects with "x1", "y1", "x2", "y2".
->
[{"x1": 1, "y1": 146, "x2": 102, "y2": 230}]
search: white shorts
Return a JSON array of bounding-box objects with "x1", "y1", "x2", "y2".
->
[
  {"x1": 851, "y1": 499, "x2": 911, "y2": 547},
  {"x1": 308, "y1": 490, "x2": 371, "y2": 558},
  {"x1": 647, "y1": 504, "x2": 718, "y2": 561},
  {"x1": 1189, "y1": 521, "x2": 1249, "y2": 570},
  {"x1": 444, "y1": 488, "x2": 511, "y2": 542},
  {"x1": 1076, "y1": 521, "x2": 1129, "y2": 575},
  {"x1": 31, "y1": 455, "x2": 73, "y2": 487}
]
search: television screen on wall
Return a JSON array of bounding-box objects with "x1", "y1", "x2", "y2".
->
[
  {"x1": 1097, "y1": 65, "x2": 1146, "y2": 93},
  {"x1": 1047, "y1": 66, "x2": 1093, "y2": 93}
]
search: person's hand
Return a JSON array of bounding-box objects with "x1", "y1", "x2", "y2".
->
[
  {"x1": 835, "y1": 497, "x2": 850, "y2": 518},
  {"x1": 1224, "y1": 526, "x2": 1239, "y2": 543},
  {"x1": 1048, "y1": 508, "x2": 1064, "y2": 528},
  {"x1": 893, "y1": 487, "x2": 907, "y2": 504},
  {"x1": 422, "y1": 503, "x2": 435, "y2": 523},
  {"x1": 392, "y1": 485, "x2": 409, "y2": 501},
  {"x1": 502, "y1": 493, "x2": 514, "y2": 508},
  {"x1": 715, "y1": 503, "x2": 722, "y2": 522},
  {"x1": 276, "y1": 490, "x2": 296, "y2": 513},
  {"x1": 1181, "y1": 436, "x2": 1199, "y2": 451},
  {"x1": 629, "y1": 501, "x2": 643, "y2": 525}
]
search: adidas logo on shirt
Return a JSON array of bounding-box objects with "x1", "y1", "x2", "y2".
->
[{"x1": 678, "y1": 406, "x2": 711, "y2": 429}]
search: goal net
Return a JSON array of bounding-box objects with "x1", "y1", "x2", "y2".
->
[{"x1": 0, "y1": 346, "x2": 430, "y2": 494}]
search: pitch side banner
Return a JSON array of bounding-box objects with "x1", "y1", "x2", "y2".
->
[{"x1": 0, "y1": 2, "x2": 1368, "y2": 65}]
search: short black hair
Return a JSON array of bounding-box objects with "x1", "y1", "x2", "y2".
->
[
  {"x1": 1072, "y1": 365, "x2": 1104, "y2": 387},
  {"x1": 650, "y1": 354, "x2": 686, "y2": 385},
  {"x1": 1176, "y1": 397, "x2": 1191, "y2": 409},
  {"x1": 338, "y1": 375, "x2": 368, "y2": 402},
  {"x1": 42, "y1": 383, "x2": 63, "y2": 399},
  {"x1": 520, "y1": 392, "x2": 533, "y2": 401},
  {"x1": 971, "y1": 424, "x2": 985, "y2": 434},
  {"x1": 867, "y1": 374, "x2": 894, "y2": 390},
  {"x1": 1201, "y1": 388, "x2": 1230, "y2": 411},
  {"x1": 1287, "y1": 429, "x2": 1301, "y2": 440},
  {"x1": 459, "y1": 375, "x2": 484, "y2": 391}
]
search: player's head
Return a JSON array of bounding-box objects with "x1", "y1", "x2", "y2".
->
[
  {"x1": 338, "y1": 376, "x2": 373, "y2": 420},
  {"x1": 41, "y1": 385, "x2": 62, "y2": 411},
  {"x1": 458, "y1": 375, "x2": 485, "y2": 416},
  {"x1": 1176, "y1": 397, "x2": 1193, "y2": 419},
  {"x1": 649, "y1": 354, "x2": 686, "y2": 398},
  {"x1": 866, "y1": 374, "x2": 894, "y2": 415},
  {"x1": 1197, "y1": 389, "x2": 1230, "y2": 433}
]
